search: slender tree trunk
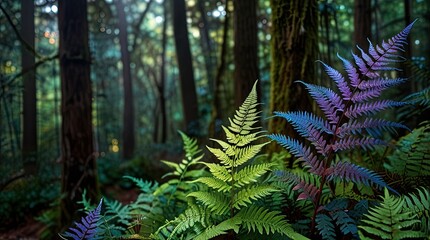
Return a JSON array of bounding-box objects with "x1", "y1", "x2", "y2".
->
[
  {"x1": 58, "y1": 0, "x2": 98, "y2": 228},
  {"x1": 233, "y1": 0, "x2": 260, "y2": 107},
  {"x1": 116, "y1": 0, "x2": 135, "y2": 159},
  {"x1": 268, "y1": 0, "x2": 318, "y2": 154},
  {"x1": 172, "y1": 0, "x2": 199, "y2": 135},
  {"x1": 209, "y1": 0, "x2": 229, "y2": 139},
  {"x1": 21, "y1": 0, "x2": 37, "y2": 175},
  {"x1": 354, "y1": 0, "x2": 371, "y2": 50},
  {"x1": 159, "y1": 0, "x2": 168, "y2": 143},
  {"x1": 197, "y1": 0, "x2": 215, "y2": 93}
]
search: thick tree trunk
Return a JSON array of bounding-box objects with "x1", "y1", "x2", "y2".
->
[
  {"x1": 233, "y1": 0, "x2": 260, "y2": 107},
  {"x1": 21, "y1": 0, "x2": 37, "y2": 175},
  {"x1": 268, "y1": 0, "x2": 318, "y2": 154},
  {"x1": 172, "y1": 0, "x2": 199, "y2": 135},
  {"x1": 354, "y1": 0, "x2": 371, "y2": 49},
  {"x1": 116, "y1": 0, "x2": 135, "y2": 159},
  {"x1": 58, "y1": 0, "x2": 98, "y2": 228}
]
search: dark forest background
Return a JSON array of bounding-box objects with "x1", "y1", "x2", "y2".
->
[{"x1": 0, "y1": 0, "x2": 429, "y2": 238}]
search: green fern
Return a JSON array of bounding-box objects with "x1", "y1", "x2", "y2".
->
[
  {"x1": 403, "y1": 187, "x2": 430, "y2": 236},
  {"x1": 163, "y1": 81, "x2": 307, "y2": 239},
  {"x1": 358, "y1": 188, "x2": 425, "y2": 239},
  {"x1": 155, "y1": 131, "x2": 205, "y2": 204},
  {"x1": 384, "y1": 122, "x2": 430, "y2": 178}
]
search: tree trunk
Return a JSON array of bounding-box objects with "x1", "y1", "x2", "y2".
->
[
  {"x1": 21, "y1": 0, "x2": 37, "y2": 175},
  {"x1": 172, "y1": 0, "x2": 199, "y2": 135},
  {"x1": 268, "y1": 0, "x2": 318, "y2": 154},
  {"x1": 197, "y1": 0, "x2": 215, "y2": 93},
  {"x1": 233, "y1": 0, "x2": 260, "y2": 107},
  {"x1": 58, "y1": 0, "x2": 98, "y2": 228},
  {"x1": 209, "y1": 0, "x2": 229, "y2": 140},
  {"x1": 354, "y1": 0, "x2": 371, "y2": 49},
  {"x1": 159, "y1": 0, "x2": 168, "y2": 143},
  {"x1": 116, "y1": 0, "x2": 135, "y2": 159}
]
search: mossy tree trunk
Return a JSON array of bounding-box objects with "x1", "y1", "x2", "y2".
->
[
  {"x1": 58, "y1": 0, "x2": 98, "y2": 228},
  {"x1": 268, "y1": 0, "x2": 318, "y2": 154}
]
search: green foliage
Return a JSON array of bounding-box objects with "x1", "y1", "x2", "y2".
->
[
  {"x1": 403, "y1": 187, "x2": 430, "y2": 236},
  {"x1": 384, "y1": 121, "x2": 430, "y2": 180},
  {"x1": 160, "y1": 82, "x2": 306, "y2": 239},
  {"x1": 358, "y1": 188, "x2": 426, "y2": 239}
]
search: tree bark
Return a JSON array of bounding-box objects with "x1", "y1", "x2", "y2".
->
[
  {"x1": 21, "y1": 0, "x2": 37, "y2": 175},
  {"x1": 354, "y1": 0, "x2": 371, "y2": 50},
  {"x1": 159, "y1": 0, "x2": 168, "y2": 143},
  {"x1": 116, "y1": 0, "x2": 135, "y2": 159},
  {"x1": 58, "y1": 0, "x2": 98, "y2": 228},
  {"x1": 233, "y1": 0, "x2": 260, "y2": 107},
  {"x1": 268, "y1": 0, "x2": 318, "y2": 154},
  {"x1": 172, "y1": 0, "x2": 199, "y2": 135}
]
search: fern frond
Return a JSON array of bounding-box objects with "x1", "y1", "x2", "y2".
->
[
  {"x1": 358, "y1": 188, "x2": 424, "y2": 239},
  {"x1": 234, "y1": 163, "x2": 276, "y2": 188},
  {"x1": 195, "y1": 218, "x2": 241, "y2": 240},
  {"x1": 123, "y1": 176, "x2": 158, "y2": 194},
  {"x1": 104, "y1": 198, "x2": 132, "y2": 226},
  {"x1": 403, "y1": 188, "x2": 430, "y2": 235},
  {"x1": 316, "y1": 214, "x2": 336, "y2": 240},
  {"x1": 355, "y1": 19, "x2": 416, "y2": 77},
  {"x1": 337, "y1": 118, "x2": 409, "y2": 137},
  {"x1": 164, "y1": 203, "x2": 212, "y2": 238},
  {"x1": 193, "y1": 176, "x2": 231, "y2": 192},
  {"x1": 319, "y1": 61, "x2": 353, "y2": 100},
  {"x1": 234, "y1": 142, "x2": 269, "y2": 167},
  {"x1": 345, "y1": 100, "x2": 405, "y2": 118},
  {"x1": 328, "y1": 161, "x2": 397, "y2": 194},
  {"x1": 275, "y1": 171, "x2": 320, "y2": 202},
  {"x1": 237, "y1": 206, "x2": 308, "y2": 239},
  {"x1": 203, "y1": 163, "x2": 231, "y2": 181},
  {"x1": 188, "y1": 191, "x2": 230, "y2": 215},
  {"x1": 298, "y1": 81, "x2": 344, "y2": 124},
  {"x1": 61, "y1": 198, "x2": 103, "y2": 240},
  {"x1": 268, "y1": 135, "x2": 325, "y2": 175},
  {"x1": 384, "y1": 123, "x2": 430, "y2": 177},
  {"x1": 331, "y1": 136, "x2": 386, "y2": 152},
  {"x1": 233, "y1": 185, "x2": 278, "y2": 209}
]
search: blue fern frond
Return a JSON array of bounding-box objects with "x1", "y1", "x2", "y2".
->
[
  {"x1": 328, "y1": 162, "x2": 398, "y2": 195},
  {"x1": 273, "y1": 111, "x2": 333, "y2": 135},
  {"x1": 62, "y1": 198, "x2": 103, "y2": 240},
  {"x1": 268, "y1": 135, "x2": 324, "y2": 175},
  {"x1": 357, "y1": 78, "x2": 407, "y2": 91}
]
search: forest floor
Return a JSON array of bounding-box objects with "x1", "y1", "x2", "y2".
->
[{"x1": 0, "y1": 185, "x2": 140, "y2": 239}]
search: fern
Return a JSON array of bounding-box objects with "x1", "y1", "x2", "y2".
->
[
  {"x1": 358, "y1": 188, "x2": 425, "y2": 239},
  {"x1": 269, "y1": 20, "x2": 417, "y2": 236},
  {"x1": 61, "y1": 198, "x2": 103, "y2": 240},
  {"x1": 384, "y1": 121, "x2": 430, "y2": 178},
  {"x1": 163, "y1": 81, "x2": 306, "y2": 239},
  {"x1": 403, "y1": 187, "x2": 430, "y2": 236}
]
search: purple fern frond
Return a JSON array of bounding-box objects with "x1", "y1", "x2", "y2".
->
[
  {"x1": 353, "y1": 19, "x2": 416, "y2": 78},
  {"x1": 319, "y1": 61, "x2": 353, "y2": 100},
  {"x1": 327, "y1": 161, "x2": 399, "y2": 195},
  {"x1": 275, "y1": 170, "x2": 320, "y2": 202},
  {"x1": 345, "y1": 100, "x2": 405, "y2": 118},
  {"x1": 269, "y1": 134, "x2": 325, "y2": 174},
  {"x1": 298, "y1": 81, "x2": 344, "y2": 124},
  {"x1": 63, "y1": 198, "x2": 103, "y2": 240},
  {"x1": 337, "y1": 119, "x2": 409, "y2": 137},
  {"x1": 338, "y1": 54, "x2": 360, "y2": 88},
  {"x1": 331, "y1": 136, "x2": 386, "y2": 152},
  {"x1": 357, "y1": 78, "x2": 407, "y2": 91}
]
